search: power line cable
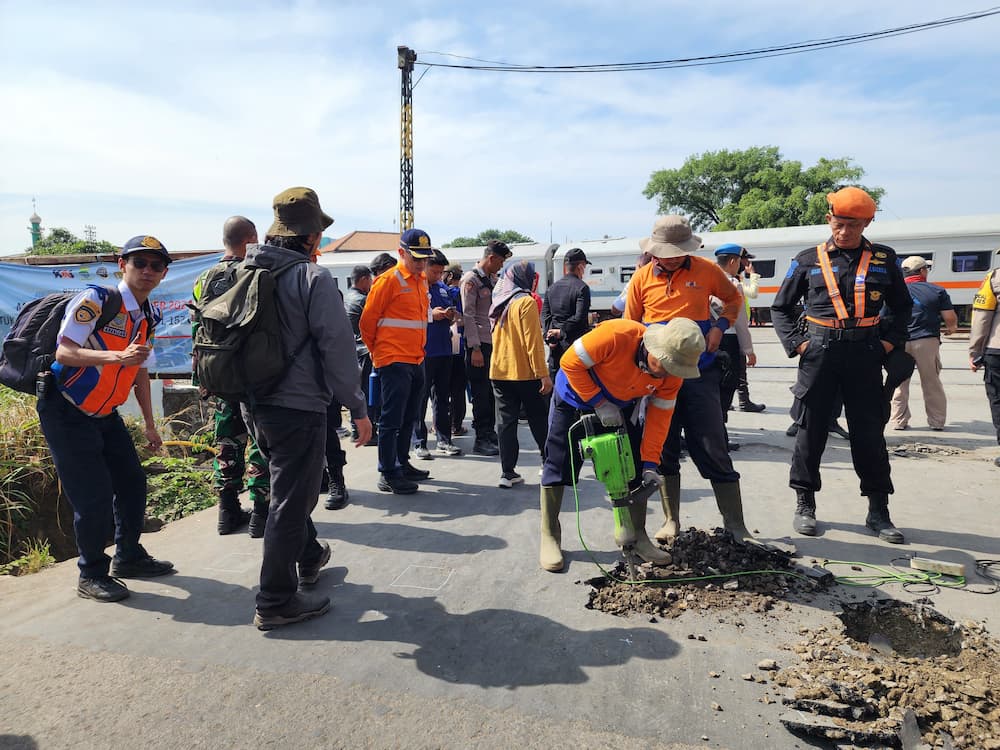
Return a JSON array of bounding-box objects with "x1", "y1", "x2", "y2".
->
[{"x1": 417, "y1": 7, "x2": 1000, "y2": 73}]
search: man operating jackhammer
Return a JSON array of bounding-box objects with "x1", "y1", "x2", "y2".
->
[{"x1": 537, "y1": 317, "x2": 706, "y2": 572}]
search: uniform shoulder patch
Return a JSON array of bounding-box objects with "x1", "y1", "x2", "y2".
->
[{"x1": 74, "y1": 299, "x2": 101, "y2": 324}]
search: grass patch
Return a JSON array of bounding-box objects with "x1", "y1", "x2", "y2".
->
[
  {"x1": 142, "y1": 455, "x2": 216, "y2": 523},
  {"x1": 0, "y1": 538, "x2": 56, "y2": 576}
]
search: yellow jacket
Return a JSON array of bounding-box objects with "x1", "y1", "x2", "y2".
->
[{"x1": 489, "y1": 296, "x2": 548, "y2": 381}]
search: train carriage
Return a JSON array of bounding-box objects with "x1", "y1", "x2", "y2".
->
[{"x1": 317, "y1": 214, "x2": 1000, "y2": 324}]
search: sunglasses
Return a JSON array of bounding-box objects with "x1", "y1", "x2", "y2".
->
[{"x1": 130, "y1": 257, "x2": 167, "y2": 272}]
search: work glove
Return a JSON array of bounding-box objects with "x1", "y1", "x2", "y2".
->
[
  {"x1": 594, "y1": 400, "x2": 623, "y2": 428},
  {"x1": 642, "y1": 468, "x2": 666, "y2": 490}
]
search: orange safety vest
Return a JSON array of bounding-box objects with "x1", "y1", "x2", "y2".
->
[
  {"x1": 57, "y1": 302, "x2": 152, "y2": 417},
  {"x1": 805, "y1": 243, "x2": 880, "y2": 329}
]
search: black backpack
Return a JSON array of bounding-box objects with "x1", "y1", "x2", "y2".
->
[
  {"x1": 190, "y1": 258, "x2": 308, "y2": 402},
  {"x1": 0, "y1": 285, "x2": 124, "y2": 394}
]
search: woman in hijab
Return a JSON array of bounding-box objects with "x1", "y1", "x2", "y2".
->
[{"x1": 489, "y1": 260, "x2": 552, "y2": 488}]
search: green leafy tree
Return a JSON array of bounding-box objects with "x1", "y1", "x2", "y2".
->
[
  {"x1": 27, "y1": 227, "x2": 118, "y2": 256},
  {"x1": 443, "y1": 229, "x2": 534, "y2": 248},
  {"x1": 643, "y1": 146, "x2": 885, "y2": 231}
]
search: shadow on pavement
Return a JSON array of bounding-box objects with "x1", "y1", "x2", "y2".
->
[
  {"x1": 268, "y1": 569, "x2": 682, "y2": 688},
  {"x1": 316, "y1": 520, "x2": 507, "y2": 555}
]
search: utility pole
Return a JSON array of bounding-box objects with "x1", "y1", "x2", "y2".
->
[{"x1": 398, "y1": 45, "x2": 417, "y2": 231}]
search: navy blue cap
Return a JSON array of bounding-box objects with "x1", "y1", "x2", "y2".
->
[
  {"x1": 120, "y1": 235, "x2": 172, "y2": 264},
  {"x1": 400, "y1": 228, "x2": 435, "y2": 258}
]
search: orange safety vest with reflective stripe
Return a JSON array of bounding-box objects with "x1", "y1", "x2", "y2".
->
[
  {"x1": 359, "y1": 262, "x2": 429, "y2": 368},
  {"x1": 55, "y1": 302, "x2": 153, "y2": 417},
  {"x1": 559, "y1": 319, "x2": 682, "y2": 465},
  {"x1": 805, "y1": 243, "x2": 880, "y2": 329}
]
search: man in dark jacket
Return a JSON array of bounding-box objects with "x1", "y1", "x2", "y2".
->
[
  {"x1": 771, "y1": 187, "x2": 912, "y2": 544},
  {"x1": 344, "y1": 264, "x2": 378, "y2": 446},
  {"x1": 542, "y1": 247, "x2": 592, "y2": 373},
  {"x1": 246, "y1": 187, "x2": 371, "y2": 630}
]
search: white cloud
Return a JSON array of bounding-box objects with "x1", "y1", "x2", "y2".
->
[{"x1": 1, "y1": 0, "x2": 998, "y2": 253}]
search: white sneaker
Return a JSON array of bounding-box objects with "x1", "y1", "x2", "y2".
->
[
  {"x1": 436, "y1": 442, "x2": 462, "y2": 456},
  {"x1": 498, "y1": 472, "x2": 524, "y2": 488},
  {"x1": 414, "y1": 445, "x2": 433, "y2": 460}
]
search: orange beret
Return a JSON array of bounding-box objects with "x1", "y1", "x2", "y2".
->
[{"x1": 826, "y1": 187, "x2": 876, "y2": 220}]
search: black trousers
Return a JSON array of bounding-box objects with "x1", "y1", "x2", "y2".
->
[
  {"x1": 659, "y1": 361, "x2": 740, "y2": 483},
  {"x1": 449, "y1": 353, "x2": 467, "y2": 431},
  {"x1": 325, "y1": 400, "x2": 346, "y2": 480},
  {"x1": 718, "y1": 334, "x2": 742, "y2": 414},
  {"x1": 789, "y1": 336, "x2": 892, "y2": 495},
  {"x1": 414, "y1": 355, "x2": 454, "y2": 445},
  {"x1": 467, "y1": 343, "x2": 497, "y2": 443},
  {"x1": 984, "y1": 351, "x2": 1000, "y2": 444},
  {"x1": 37, "y1": 393, "x2": 146, "y2": 579},
  {"x1": 249, "y1": 404, "x2": 326, "y2": 612},
  {"x1": 492, "y1": 379, "x2": 548, "y2": 477}
]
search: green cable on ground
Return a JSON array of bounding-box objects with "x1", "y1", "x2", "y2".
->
[{"x1": 821, "y1": 559, "x2": 967, "y2": 590}]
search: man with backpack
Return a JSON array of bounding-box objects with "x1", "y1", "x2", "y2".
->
[
  {"x1": 36, "y1": 234, "x2": 176, "y2": 602},
  {"x1": 244, "y1": 187, "x2": 370, "y2": 631},
  {"x1": 191, "y1": 216, "x2": 271, "y2": 537}
]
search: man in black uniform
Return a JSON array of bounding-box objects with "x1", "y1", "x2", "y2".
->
[
  {"x1": 542, "y1": 247, "x2": 592, "y2": 373},
  {"x1": 771, "y1": 187, "x2": 912, "y2": 544}
]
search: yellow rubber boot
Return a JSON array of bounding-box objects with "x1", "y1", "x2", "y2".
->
[
  {"x1": 712, "y1": 481, "x2": 755, "y2": 542},
  {"x1": 653, "y1": 474, "x2": 682, "y2": 544},
  {"x1": 539, "y1": 486, "x2": 564, "y2": 572},
  {"x1": 629, "y1": 499, "x2": 672, "y2": 565}
]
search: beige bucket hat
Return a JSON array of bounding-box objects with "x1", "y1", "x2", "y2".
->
[
  {"x1": 639, "y1": 215, "x2": 703, "y2": 258},
  {"x1": 643, "y1": 318, "x2": 705, "y2": 379}
]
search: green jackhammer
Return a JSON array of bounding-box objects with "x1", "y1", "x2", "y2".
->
[{"x1": 576, "y1": 414, "x2": 660, "y2": 581}]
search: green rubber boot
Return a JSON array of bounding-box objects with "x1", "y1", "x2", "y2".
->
[
  {"x1": 712, "y1": 481, "x2": 755, "y2": 542},
  {"x1": 539, "y1": 486, "x2": 564, "y2": 572},
  {"x1": 653, "y1": 474, "x2": 682, "y2": 544},
  {"x1": 628, "y1": 499, "x2": 672, "y2": 565}
]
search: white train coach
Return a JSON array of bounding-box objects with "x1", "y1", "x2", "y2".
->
[{"x1": 317, "y1": 214, "x2": 1000, "y2": 324}]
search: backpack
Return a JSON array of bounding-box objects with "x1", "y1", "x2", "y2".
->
[
  {"x1": 190, "y1": 258, "x2": 308, "y2": 402},
  {"x1": 0, "y1": 285, "x2": 124, "y2": 394}
]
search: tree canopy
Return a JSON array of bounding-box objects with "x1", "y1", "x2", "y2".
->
[
  {"x1": 28, "y1": 227, "x2": 118, "y2": 256},
  {"x1": 642, "y1": 146, "x2": 885, "y2": 231},
  {"x1": 443, "y1": 229, "x2": 533, "y2": 248}
]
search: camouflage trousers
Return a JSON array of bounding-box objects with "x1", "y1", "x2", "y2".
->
[{"x1": 213, "y1": 398, "x2": 269, "y2": 500}]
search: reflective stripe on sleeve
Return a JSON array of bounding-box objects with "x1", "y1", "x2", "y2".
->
[
  {"x1": 650, "y1": 397, "x2": 675, "y2": 411},
  {"x1": 573, "y1": 338, "x2": 596, "y2": 368},
  {"x1": 377, "y1": 318, "x2": 426, "y2": 329}
]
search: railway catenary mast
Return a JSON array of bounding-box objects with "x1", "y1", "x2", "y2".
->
[{"x1": 398, "y1": 46, "x2": 417, "y2": 231}]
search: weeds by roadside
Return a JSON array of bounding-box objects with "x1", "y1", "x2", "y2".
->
[{"x1": 0, "y1": 538, "x2": 56, "y2": 576}]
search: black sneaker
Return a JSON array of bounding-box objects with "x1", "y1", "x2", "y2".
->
[
  {"x1": 324, "y1": 480, "x2": 349, "y2": 510},
  {"x1": 400, "y1": 463, "x2": 430, "y2": 481},
  {"x1": 377, "y1": 474, "x2": 419, "y2": 494},
  {"x1": 77, "y1": 575, "x2": 129, "y2": 602},
  {"x1": 254, "y1": 593, "x2": 331, "y2": 631},
  {"x1": 739, "y1": 401, "x2": 766, "y2": 413},
  {"x1": 298, "y1": 541, "x2": 331, "y2": 586},
  {"x1": 111, "y1": 547, "x2": 175, "y2": 578}
]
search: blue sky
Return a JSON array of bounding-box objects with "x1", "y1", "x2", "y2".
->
[{"x1": 1, "y1": 1, "x2": 998, "y2": 254}]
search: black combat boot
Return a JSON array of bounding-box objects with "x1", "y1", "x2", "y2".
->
[
  {"x1": 248, "y1": 493, "x2": 269, "y2": 539},
  {"x1": 792, "y1": 490, "x2": 817, "y2": 536},
  {"x1": 865, "y1": 493, "x2": 905, "y2": 544},
  {"x1": 325, "y1": 471, "x2": 349, "y2": 510},
  {"x1": 217, "y1": 488, "x2": 250, "y2": 535}
]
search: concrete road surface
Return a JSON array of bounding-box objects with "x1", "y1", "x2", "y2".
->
[{"x1": 1, "y1": 329, "x2": 997, "y2": 750}]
